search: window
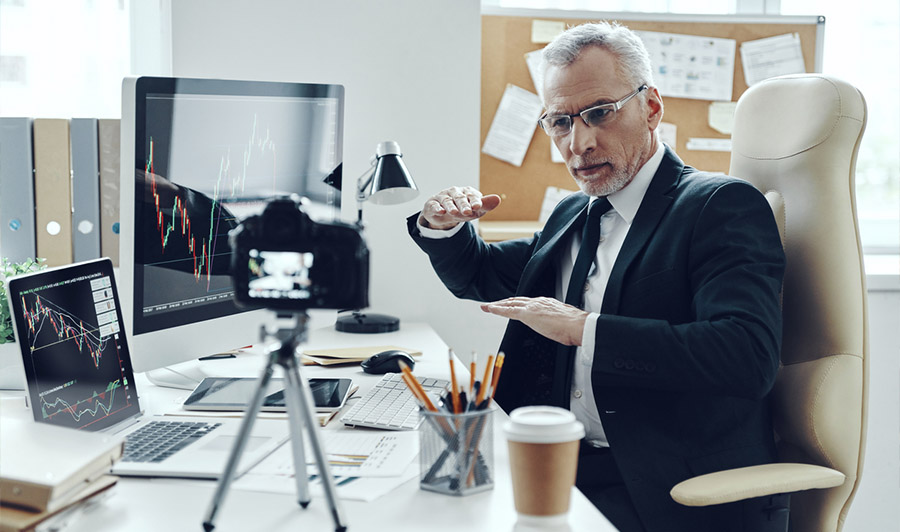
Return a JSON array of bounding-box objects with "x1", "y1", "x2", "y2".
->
[
  {"x1": 0, "y1": 0, "x2": 131, "y2": 118},
  {"x1": 780, "y1": 0, "x2": 900, "y2": 252}
]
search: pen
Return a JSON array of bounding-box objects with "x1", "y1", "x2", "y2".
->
[{"x1": 469, "y1": 351, "x2": 477, "y2": 395}]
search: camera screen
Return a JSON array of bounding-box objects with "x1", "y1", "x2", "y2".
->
[{"x1": 247, "y1": 250, "x2": 314, "y2": 301}]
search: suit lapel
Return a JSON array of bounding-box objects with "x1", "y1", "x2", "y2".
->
[
  {"x1": 602, "y1": 147, "x2": 683, "y2": 315},
  {"x1": 516, "y1": 194, "x2": 589, "y2": 296}
]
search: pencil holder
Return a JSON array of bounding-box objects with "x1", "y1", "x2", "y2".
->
[{"x1": 418, "y1": 407, "x2": 495, "y2": 496}]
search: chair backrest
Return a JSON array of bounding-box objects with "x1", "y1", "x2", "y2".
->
[{"x1": 729, "y1": 74, "x2": 869, "y2": 532}]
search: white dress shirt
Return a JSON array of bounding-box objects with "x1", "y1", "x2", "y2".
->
[
  {"x1": 565, "y1": 142, "x2": 664, "y2": 446},
  {"x1": 418, "y1": 142, "x2": 666, "y2": 446}
]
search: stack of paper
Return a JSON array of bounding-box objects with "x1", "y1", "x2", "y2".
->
[
  {"x1": 0, "y1": 419, "x2": 123, "y2": 531},
  {"x1": 301, "y1": 345, "x2": 421, "y2": 366}
]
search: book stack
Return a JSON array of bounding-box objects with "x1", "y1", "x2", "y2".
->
[{"x1": 0, "y1": 419, "x2": 124, "y2": 532}]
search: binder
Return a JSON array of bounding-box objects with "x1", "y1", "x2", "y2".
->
[
  {"x1": 0, "y1": 419, "x2": 123, "y2": 513},
  {"x1": 70, "y1": 118, "x2": 101, "y2": 262},
  {"x1": 97, "y1": 119, "x2": 120, "y2": 266},
  {"x1": 0, "y1": 118, "x2": 36, "y2": 263},
  {"x1": 32, "y1": 119, "x2": 72, "y2": 267}
]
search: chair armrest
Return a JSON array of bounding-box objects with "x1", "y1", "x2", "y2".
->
[{"x1": 670, "y1": 463, "x2": 845, "y2": 507}]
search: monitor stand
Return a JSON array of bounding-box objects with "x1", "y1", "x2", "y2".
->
[{"x1": 146, "y1": 359, "x2": 217, "y2": 390}]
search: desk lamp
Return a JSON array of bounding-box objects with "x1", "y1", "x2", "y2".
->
[{"x1": 336, "y1": 141, "x2": 418, "y2": 333}]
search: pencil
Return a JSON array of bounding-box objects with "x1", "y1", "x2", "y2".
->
[
  {"x1": 398, "y1": 360, "x2": 439, "y2": 412},
  {"x1": 475, "y1": 354, "x2": 494, "y2": 405},
  {"x1": 448, "y1": 348, "x2": 461, "y2": 414},
  {"x1": 488, "y1": 352, "x2": 505, "y2": 401}
]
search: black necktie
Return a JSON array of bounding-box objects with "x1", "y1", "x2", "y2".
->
[{"x1": 564, "y1": 197, "x2": 611, "y2": 308}]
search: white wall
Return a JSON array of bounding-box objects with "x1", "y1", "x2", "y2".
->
[{"x1": 167, "y1": 0, "x2": 506, "y2": 358}]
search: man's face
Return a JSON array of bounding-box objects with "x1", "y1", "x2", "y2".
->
[{"x1": 542, "y1": 47, "x2": 662, "y2": 197}]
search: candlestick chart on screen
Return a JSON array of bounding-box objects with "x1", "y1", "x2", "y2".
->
[{"x1": 19, "y1": 274, "x2": 135, "y2": 430}]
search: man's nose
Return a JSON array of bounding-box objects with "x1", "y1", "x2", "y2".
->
[{"x1": 568, "y1": 117, "x2": 597, "y2": 156}]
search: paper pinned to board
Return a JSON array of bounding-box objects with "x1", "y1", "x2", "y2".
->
[
  {"x1": 550, "y1": 141, "x2": 564, "y2": 163},
  {"x1": 708, "y1": 102, "x2": 737, "y2": 134},
  {"x1": 531, "y1": 20, "x2": 565, "y2": 43},
  {"x1": 657, "y1": 121, "x2": 677, "y2": 148},
  {"x1": 481, "y1": 84, "x2": 543, "y2": 167},
  {"x1": 636, "y1": 30, "x2": 736, "y2": 101},
  {"x1": 524, "y1": 49, "x2": 546, "y2": 100},
  {"x1": 740, "y1": 33, "x2": 805, "y2": 86},
  {"x1": 686, "y1": 137, "x2": 732, "y2": 152},
  {"x1": 539, "y1": 186, "x2": 575, "y2": 223}
]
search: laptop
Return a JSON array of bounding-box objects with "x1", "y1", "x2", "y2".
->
[{"x1": 6, "y1": 257, "x2": 289, "y2": 479}]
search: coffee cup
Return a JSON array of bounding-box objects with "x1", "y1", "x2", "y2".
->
[{"x1": 503, "y1": 406, "x2": 585, "y2": 526}]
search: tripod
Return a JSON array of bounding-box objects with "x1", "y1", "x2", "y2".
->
[{"x1": 203, "y1": 311, "x2": 347, "y2": 532}]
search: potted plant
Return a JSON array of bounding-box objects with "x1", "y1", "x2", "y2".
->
[{"x1": 1, "y1": 257, "x2": 45, "y2": 389}]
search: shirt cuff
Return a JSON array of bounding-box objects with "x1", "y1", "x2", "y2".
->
[
  {"x1": 416, "y1": 217, "x2": 465, "y2": 239},
  {"x1": 581, "y1": 312, "x2": 600, "y2": 365}
]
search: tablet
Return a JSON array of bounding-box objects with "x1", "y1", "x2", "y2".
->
[{"x1": 183, "y1": 377, "x2": 353, "y2": 413}]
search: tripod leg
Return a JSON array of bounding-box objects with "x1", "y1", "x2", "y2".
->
[
  {"x1": 283, "y1": 356, "x2": 348, "y2": 532},
  {"x1": 202, "y1": 355, "x2": 277, "y2": 532},
  {"x1": 279, "y1": 359, "x2": 311, "y2": 507}
]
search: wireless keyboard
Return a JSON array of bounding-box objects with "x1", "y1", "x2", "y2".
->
[{"x1": 341, "y1": 373, "x2": 449, "y2": 430}]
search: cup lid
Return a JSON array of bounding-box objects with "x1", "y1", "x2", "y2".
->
[{"x1": 503, "y1": 406, "x2": 585, "y2": 444}]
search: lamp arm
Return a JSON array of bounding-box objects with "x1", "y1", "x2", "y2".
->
[{"x1": 355, "y1": 163, "x2": 377, "y2": 227}]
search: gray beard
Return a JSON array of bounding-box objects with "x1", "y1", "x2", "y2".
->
[{"x1": 574, "y1": 164, "x2": 635, "y2": 197}]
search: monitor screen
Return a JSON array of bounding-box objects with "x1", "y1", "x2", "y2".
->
[{"x1": 119, "y1": 76, "x2": 344, "y2": 373}]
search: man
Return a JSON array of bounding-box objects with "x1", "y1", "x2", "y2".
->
[{"x1": 407, "y1": 22, "x2": 786, "y2": 532}]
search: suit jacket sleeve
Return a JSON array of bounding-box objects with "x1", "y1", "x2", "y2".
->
[{"x1": 406, "y1": 215, "x2": 537, "y2": 302}]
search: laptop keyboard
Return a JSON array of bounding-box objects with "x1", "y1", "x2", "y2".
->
[
  {"x1": 122, "y1": 421, "x2": 222, "y2": 463},
  {"x1": 340, "y1": 373, "x2": 449, "y2": 430}
]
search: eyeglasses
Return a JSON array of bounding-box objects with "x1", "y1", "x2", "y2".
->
[{"x1": 538, "y1": 84, "x2": 649, "y2": 137}]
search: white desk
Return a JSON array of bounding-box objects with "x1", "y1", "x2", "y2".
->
[{"x1": 2, "y1": 323, "x2": 617, "y2": 532}]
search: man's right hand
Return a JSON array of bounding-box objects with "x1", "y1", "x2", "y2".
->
[{"x1": 418, "y1": 186, "x2": 502, "y2": 230}]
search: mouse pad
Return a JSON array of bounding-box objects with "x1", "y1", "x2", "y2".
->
[{"x1": 301, "y1": 345, "x2": 422, "y2": 366}]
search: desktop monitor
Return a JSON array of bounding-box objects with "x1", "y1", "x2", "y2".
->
[{"x1": 120, "y1": 76, "x2": 344, "y2": 376}]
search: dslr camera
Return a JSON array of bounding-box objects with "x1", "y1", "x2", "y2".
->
[{"x1": 230, "y1": 196, "x2": 369, "y2": 311}]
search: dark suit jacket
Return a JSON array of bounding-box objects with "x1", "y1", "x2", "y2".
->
[{"x1": 408, "y1": 148, "x2": 785, "y2": 531}]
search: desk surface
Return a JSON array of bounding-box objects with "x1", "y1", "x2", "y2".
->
[{"x1": 1, "y1": 323, "x2": 617, "y2": 532}]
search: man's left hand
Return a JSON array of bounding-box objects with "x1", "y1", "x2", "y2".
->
[{"x1": 481, "y1": 297, "x2": 588, "y2": 346}]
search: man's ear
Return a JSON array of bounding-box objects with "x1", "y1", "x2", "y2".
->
[{"x1": 645, "y1": 87, "x2": 664, "y2": 130}]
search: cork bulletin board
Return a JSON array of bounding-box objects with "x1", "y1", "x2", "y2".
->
[{"x1": 480, "y1": 11, "x2": 823, "y2": 222}]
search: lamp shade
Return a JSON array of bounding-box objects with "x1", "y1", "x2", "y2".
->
[{"x1": 368, "y1": 141, "x2": 418, "y2": 205}]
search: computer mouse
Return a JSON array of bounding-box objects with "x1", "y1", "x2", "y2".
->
[{"x1": 361, "y1": 350, "x2": 415, "y2": 374}]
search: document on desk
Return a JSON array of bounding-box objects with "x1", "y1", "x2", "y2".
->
[{"x1": 232, "y1": 431, "x2": 419, "y2": 502}]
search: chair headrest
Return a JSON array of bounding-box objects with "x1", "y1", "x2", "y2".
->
[{"x1": 731, "y1": 74, "x2": 866, "y2": 161}]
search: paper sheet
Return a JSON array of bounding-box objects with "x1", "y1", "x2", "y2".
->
[
  {"x1": 234, "y1": 460, "x2": 419, "y2": 502},
  {"x1": 740, "y1": 33, "x2": 805, "y2": 86},
  {"x1": 539, "y1": 187, "x2": 575, "y2": 223},
  {"x1": 531, "y1": 20, "x2": 565, "y2": 44},
  {"x1": 247, "y1": 430, "x2": 419, "y2": 478},
  {"x1": 481, "y1": 84, "x2": 543, "y2": 167},
  {"x1": 524, "y1": 49, "x2": 546, "y2": 101},
  {"x1": 657, "y1": 121, "x2": 677, "y2": 148},
  {"x1": 636, "y1": 30, "x2": 736, "y2": 101},
  {"x1": 550, "y1": 141, "x2": 564, "y2": 163},
  {"x1": 708, "y1": 102, "x2": 737, "y2": 134},
  {"x1": 686, "y1": 138, "x2": 732, "y2": 152}
]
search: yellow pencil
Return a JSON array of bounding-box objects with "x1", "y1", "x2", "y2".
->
[
  {"x1": 448, "y1": 348, "x2": 461, "y2": 414},
  {"x1": 475, "y1": 354, "x2": 494, "y2": 405}
]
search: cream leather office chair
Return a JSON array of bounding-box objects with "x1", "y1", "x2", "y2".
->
[{"x1": 670, "y1": 74, "x2": 869, "y2": 532}]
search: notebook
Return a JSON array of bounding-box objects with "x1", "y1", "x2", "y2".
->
[{"x1": 6, "y1": 257, "x2": 289, "y2": 479}]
